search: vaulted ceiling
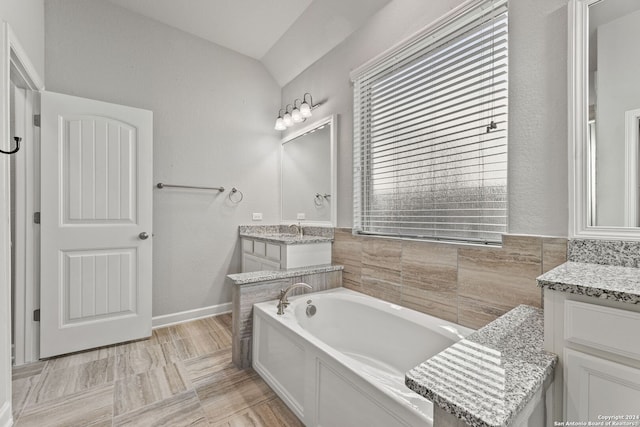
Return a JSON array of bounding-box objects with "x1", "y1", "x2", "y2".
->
[{"x1": 106, "y1": 0, "x2": 392, "y2": 86}]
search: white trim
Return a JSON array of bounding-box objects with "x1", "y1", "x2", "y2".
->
[
  {"x1": 588, "y1": 120, "x2": 596, "y2": 224},
  {"x1": 0, "y1": 27, "x2": 44, "y2": 423},
  {"x1": 624, "y1": 109, "x2": 640, "y2": 227},
  {"x1": 6, "y1": 26, "x2": 43, "y2": 92},
  {"x1": 280, "y1": 115, "x2": 337, "y2": 227},
  {"x1": 7, "y1": 21, "x2": 43, "y2": 366},
  {"x1": 569, "y1": 0, "x2": 640, "y2": 240},
  {"x1": 151, "y1": 303, "x2": 232, "y2": 329},
  {"x1": 12, "y1": 85, "x2": 26, "y2": 366},
  {"x1": 0, "y1": 21, "x2": 12, "y2": 427},
  {"x1": 11, "y1": 88, "x2": 39, "y2": 366},
  {"x1": 0, "y1": 401, "x2": 12, "y2": 427}
]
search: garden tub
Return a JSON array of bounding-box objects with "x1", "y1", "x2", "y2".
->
[{"x1": 252, "y1": 287, "x2": 473, "y2": 426}]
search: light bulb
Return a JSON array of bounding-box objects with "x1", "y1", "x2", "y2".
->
[
  {"x1": 283, "y1": 112, "x2": 293, "y2": 127},
  {"x1": 300, "y1": 102, "x2": 312, "y2": 118},
  {"x1": 274, "y1": 117, "x2": 286, "y2": 131},
  {"x1": 292, "y1": 108, "x2": 303, "y2": 123}
]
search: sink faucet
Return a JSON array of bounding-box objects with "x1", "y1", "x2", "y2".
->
[
  {"x1": 277, "y1": 282, "x2": 312, "y2": 315},
  {"x1": 289, "y1": 222, "x2": 303, "y2": 237}
]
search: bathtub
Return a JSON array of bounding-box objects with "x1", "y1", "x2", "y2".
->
[{"x1": 252, "y1": 288, "x2": 473, "y2": 427}]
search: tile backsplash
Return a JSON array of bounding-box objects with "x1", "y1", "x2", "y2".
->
[
  {"x1": 568, "y1": 239, "x2": 640, "y2": 267},
  {"x1": 238, "y1": 224, "x2": 334, "y2": 238},
  {"x1": 332, "y1": 229, "x2": 567, "y2": 330}
]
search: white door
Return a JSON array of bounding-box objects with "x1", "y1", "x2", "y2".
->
[{"x1": 40, "y1": 92, "x2": 153, "y2": 358}]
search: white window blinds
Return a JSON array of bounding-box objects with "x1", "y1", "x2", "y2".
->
[{"x1": 352, "y1": 0, "x2": 508, "y2": 244}]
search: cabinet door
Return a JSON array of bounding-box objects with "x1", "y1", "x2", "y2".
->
[
  {"x1": 242, "y1": 254, "x2": 263, "y2": 273},
  {"x1": 565, "y1": 349, "x2": 640, "y2": 421},
  {"x1": 266, "y1": 243, "x2": 281, "y2": 261},
  {"x1": 242, "y1": 253, "x2": 280, "y2": 272},
  {"x1": 242, "y1": 238, "x2": 253, "y2": 253},
  {"x1": 259, "y1": 258, "x2": 281, "y2": 271}
]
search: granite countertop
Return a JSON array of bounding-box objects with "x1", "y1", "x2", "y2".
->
[
  {"x1": 227, "y1": 264, "x2": 343, "y2": 285},
  {"x1": 537, "y1": 261, "x2": 640, "y2": 304},
  {"x1": 239, "y1": 231, "x2": 332, "y2": 245},
  {"x1": 405, "y1": 305, "x2": 557, "y2": 427}
]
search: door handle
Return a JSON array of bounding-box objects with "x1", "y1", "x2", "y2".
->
[{"x1": 139, "y1": 232, "x2": 150, "y2": 240}]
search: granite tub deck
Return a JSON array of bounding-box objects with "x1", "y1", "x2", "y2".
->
[
  {"x1": 227, "y1": 264, "x2": 344, "y2": 285},
  {"x1": 405, "y1": 305, "x2": 557, "y2": 427},
  {"x1": 537, "y1": 261, "x2": 640, "y2": 303},
  {"x1": 227, "y1": 265, "x2": 343, "y2": 369}
]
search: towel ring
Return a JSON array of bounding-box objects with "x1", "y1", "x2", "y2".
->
[
  {"x1": 229, "y1": 187, "x2": 243, "y2": 203},
  {"x1": 314, "y1": 193, "x2": 330, "y2": 207},
  {"x1": 0, "y1": 137, "x2": 21, "y2": 155}
]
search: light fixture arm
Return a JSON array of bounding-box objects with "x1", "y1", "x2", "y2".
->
[{"x1": 302, "y1": 93, "x2": 315, "y2": 107}]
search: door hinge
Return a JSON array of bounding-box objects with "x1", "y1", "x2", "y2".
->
[
  {"x1": 33, "y1": 114, "x2": 41, "y2": 127},
  {"x1": 33, "y1": 309, "x2": 40, "y2": 322},
  {"x1": 34, "y1": 212, "x2": 40, "y2": 224}
]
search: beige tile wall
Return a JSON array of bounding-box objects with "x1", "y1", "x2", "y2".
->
[
  {"x1": 231, "y1": 270, "x2": 342, "y2": 369},
  {"x1": 332, "y1": 229, "x2": 567, "y2": 330}
]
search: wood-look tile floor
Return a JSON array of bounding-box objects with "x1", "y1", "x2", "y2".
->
[{"x1": 12, "y1": 314, "x2": 303, "y2": 427}]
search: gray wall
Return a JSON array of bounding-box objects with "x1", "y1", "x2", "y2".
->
[
  {"x1": 283, "y1": 0, "x2": 569, "y2": 237},
  {"x1": 0, "y1": 0, "x2": 45, "y2": 78},
  {"x1": 44, "y1": 0, "x2": 571, "y2": 320},
  {"x1": 45, "y1": 0, "x2": 282, "y2": 316}
]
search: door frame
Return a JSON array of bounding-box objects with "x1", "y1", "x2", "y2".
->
[
  {"x1": 5, "y1": 24, "x2": 44, "y2": 366},
  {"x1": 12, "y1": 87, "x2": 40, "y2": 365},
  {"x1": 1, "y1": 20, "x2": 43, "y2": 425}
]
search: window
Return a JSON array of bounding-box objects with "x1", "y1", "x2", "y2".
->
[{"x1": 352, "y1": 0, "x2": 508, "y2": 244}]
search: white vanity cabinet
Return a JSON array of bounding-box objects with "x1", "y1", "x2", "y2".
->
[
  {"x1": 242, "y1": 239, "x2": 282, "y2": 272},
  {"x1": 544, "y1": 291, "x2": 640, "y2": 422},
  {"x1": 241, "y1": 237, "x2": 332, "y2": 273}
]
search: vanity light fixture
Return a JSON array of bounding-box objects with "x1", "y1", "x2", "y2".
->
[
  {"x1": 274, "y1": 93, "x2": 319, "y2": 131},
  {"x1": 300, "y1": 93, "x2": 314, "y2": 118},
  {"x1": 274, "y1": 109, "x2": 286, "y2": 131},
  {"x1": 291, "y1": 99, "x2": 304, "y2": 123},
  {"x1": 283, "y1": 105, "x2": 294, "y2": 127}
]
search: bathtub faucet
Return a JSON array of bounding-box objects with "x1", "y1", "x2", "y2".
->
[
  {"x1": 289, "y1": 222, "x2": 303, "y2": 237},
  {"x1": 277, "y1": 282, "x2": 312, "y2": 315}
]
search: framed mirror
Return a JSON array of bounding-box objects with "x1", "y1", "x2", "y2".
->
[
  {"x1": 569, "y1": 0, "x2": 640, "y2": 239},
  {"x1": 281, "y1": 115, "x2": 337, "y2": 226}
]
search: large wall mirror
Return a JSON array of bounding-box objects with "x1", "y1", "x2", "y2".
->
[
  {"x1": 281, "y1": 115, "x2": 337, "y2": 226},
  {"x1": 570, "y1": 0, "x2": 640, "y2": 239}
]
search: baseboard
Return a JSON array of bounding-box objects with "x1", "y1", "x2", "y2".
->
[
  {"x1": 152, "y1": 302, "x2": 232, "y2": 329},
  {"x1": 0, "y1": 401, "x2": 12, "y2": 427}
]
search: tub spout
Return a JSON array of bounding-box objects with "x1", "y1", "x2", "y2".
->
[
  {"x1": 289, "y1": 222, "x2": 303, "y2": 237},
  {"x1": 277, "y1": 282, "x2": 312, "y2": 315}
]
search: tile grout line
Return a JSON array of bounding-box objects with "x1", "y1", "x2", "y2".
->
[
  {"x1": 14, "y1": 360, "x2": 49, "y2": 421},
  {"x1": 112, "y1": 321, "x2": 227, "y2": 424},
  {"x1": 12, "y1": 314, "x2": 248, "y2": 427},
  {"x1": 16, "y1": 375, "x2": 37, "y2": 421}
]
